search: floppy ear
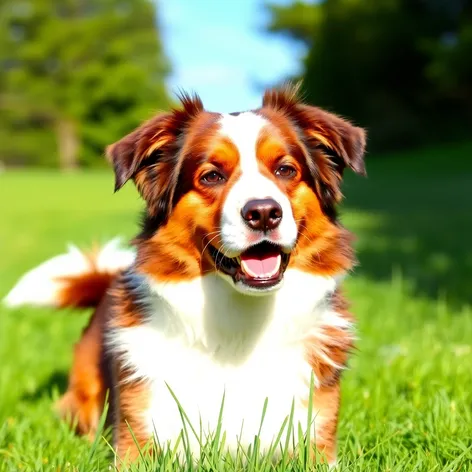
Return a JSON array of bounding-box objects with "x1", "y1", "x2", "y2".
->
[
  {"x1": 296, "y1": 104, "x2": 366, "y2": 176},
  {"x1": 263, "y1": 84, "x2": 367, "y2": 208},
  {"x1": 105, "y1": 92, "x2": 204, "y2": 219},
  {"x1": 105, "y1": 113, "x2": 174, "y2": 193}
]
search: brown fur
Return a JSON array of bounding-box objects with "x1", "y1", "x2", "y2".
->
[
  {"x1": 113, "y1": 364, "x2": 152, "y2": 466},
  {"x1": 57, "y1": 272, "x2": 115, "y2": 308},
  {"x1": 312, "y1": 382, "x2": 341, "y2": 464},
  {"x1": 55, "y1": 292, "x2": 112, "y2": 439}
]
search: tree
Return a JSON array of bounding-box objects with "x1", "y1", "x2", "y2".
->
[
  {"x1": 266, "y1": 0, "x2": 472, "y2": 151},
  {"x1": 425, "y1": 2, "x2": 472, "y2": 114},
  {"x1": 0, "y1": 0, "x2": 170, "y2": 169}
]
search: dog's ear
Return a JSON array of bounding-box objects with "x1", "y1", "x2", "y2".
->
[
  {"x1": 263, "y1": 83, "x2": 367, "y2": 208},
  {"x1": 295, "y1": 104, "x2": 366, "y2": 176},
  {"x1": 106, "y1": 92, "x2": 204, "y2": 218},
  {"x1": 106, "y1": 113, "x2": 174, "y2": 193}
]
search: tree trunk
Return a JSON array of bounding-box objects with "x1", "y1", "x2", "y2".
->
[{"x1": 56, "y1": 119, "x2": 79, "y2": 171}]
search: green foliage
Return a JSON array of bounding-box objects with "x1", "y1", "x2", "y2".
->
[
  {"x1": 0, "y1": 0, "x2": 170, "y2": 168},
  {"x1": 425, "y1": 5, "x2": 472, "y2": 106},
  {"x1": 1, "y1": 140, "x2": 472, "y2": 470},
  {"x1": 266, "y1": 0, "x2": 472, "y2": 151},
  {"x1": 266, "y1": 0, "x2": 321, "y2": 46}
]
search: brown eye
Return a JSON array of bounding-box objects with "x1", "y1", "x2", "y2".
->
[
  {"x1": 201, "y1": 170, "x2": 226, "y2": 185},
  {"x1": 275, "y1": 165, "x2": 296, "y2": 179}
]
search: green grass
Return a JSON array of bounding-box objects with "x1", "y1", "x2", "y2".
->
[{"x1": 1, "y1": 141, "x2": 472, "y2": 471}]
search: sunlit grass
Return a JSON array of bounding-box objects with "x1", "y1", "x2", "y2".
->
[{"x1": 1, "y1": 142, "x2": 471, "y2": 470}]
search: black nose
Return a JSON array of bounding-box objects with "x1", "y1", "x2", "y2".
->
[{"x1": 241, "y1": 198, "x2": 283, "y2": 232}]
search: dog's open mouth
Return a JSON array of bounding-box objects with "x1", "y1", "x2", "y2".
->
[{"x1": 208, "y1": 241, "x2": 290, "y2": 289}]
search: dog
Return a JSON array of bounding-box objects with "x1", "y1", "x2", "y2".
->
[{"x1": 4, "y1": 83, "x2": 366, "y2": 466}]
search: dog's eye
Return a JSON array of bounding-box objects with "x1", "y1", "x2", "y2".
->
[
  {"x1": 275, "y1": 165, "x2": 296, "y2": 179},
  {"x1": 201, "y1": 170, "x2": 226, "y2": 185}
]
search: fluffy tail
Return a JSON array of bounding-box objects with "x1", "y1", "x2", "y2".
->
[{"x1": 3, "y1": 238, "x2": 135, "y2": 309}]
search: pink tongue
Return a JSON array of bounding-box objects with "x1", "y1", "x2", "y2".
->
[{"x1": 240, "y1": 253, "x2": 281, "y2": 279}]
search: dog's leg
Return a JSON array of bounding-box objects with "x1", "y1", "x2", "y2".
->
[
  {"x1": 56, "y1": 339, "x2": 105, "y2": 439},
  {"x1": 305, "y1": 294, "x2": 354, "y2": 468},
  {"x1": 312, "y1": 381, "x2": 340, "y2": 467},
  {"x1": 56, "y1": 305, "x2": 108, "y2": 440},
  {"x1": 112, "y1": 364, "x2": 153, "y2": 467}
]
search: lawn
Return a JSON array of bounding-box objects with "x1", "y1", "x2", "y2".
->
[{"x1": 1, "y1": 141, "x2": 471, "y2": 471}]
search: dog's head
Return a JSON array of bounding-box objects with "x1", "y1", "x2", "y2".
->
[{"x1": 107, "y1": 84, "x2": 366, "y2": 294}]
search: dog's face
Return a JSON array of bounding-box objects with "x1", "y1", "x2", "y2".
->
[{"x1": 107, "y1": 85, "x2": 366, "y2": 294}]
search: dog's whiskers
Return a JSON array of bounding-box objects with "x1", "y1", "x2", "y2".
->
[
  {"x1": 202, "y1": 232, "x2": 222, "y2": 258},
  {"x1": 215, "y1": 242, "x2": 230, "y2": 270},
  {"x1": 295, "y1": 222, "x2": 314, "y2": 244}
]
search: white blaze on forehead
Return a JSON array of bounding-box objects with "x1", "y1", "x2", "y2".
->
[
  {"x1": 218, "y1": 112, "x2": 268, "y2": 175},
  {"x1": 217, "y1": 112, "x2": 298, "y2": 254}
]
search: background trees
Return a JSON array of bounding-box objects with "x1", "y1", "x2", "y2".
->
[
  {"x1": 266, "y1": 0, "x2": 472, "y2": 151},
  {"x1": 0, "y1": 0, "x2": 170, "y2": 169},
  {"x1": 2, "y1": 0, "x2": 470, "y2": 166}
]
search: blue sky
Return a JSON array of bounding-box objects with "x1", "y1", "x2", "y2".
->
[{"x1": 157, "y1": 0, "x2": 307, "y2": 113}]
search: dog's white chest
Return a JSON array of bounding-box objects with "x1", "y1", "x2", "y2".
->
[
  {"x1": 145, "y1": 338, "x2": 311, "y2": 452},
  {"x1": 111, "y1": 269, "x2": 341, "y2": 454}
]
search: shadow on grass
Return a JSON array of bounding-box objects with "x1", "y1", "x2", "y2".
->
[
  {"x1": 21, "y1": 370, "x2": 68, "y2": 402},
  {"x1": 341, "y1": 144, "x2": 472, "y2": 308}
]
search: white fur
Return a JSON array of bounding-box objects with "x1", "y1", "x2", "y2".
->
[
  {"x1": 3, "y1": 238, "x2": 135, "y2": 308},
  {"x1": 108, "y1": 268, "x2": 348, "y2": 461},
  {"x1": 218, "y1": 113, "x2": 298, "y2": 258}
]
